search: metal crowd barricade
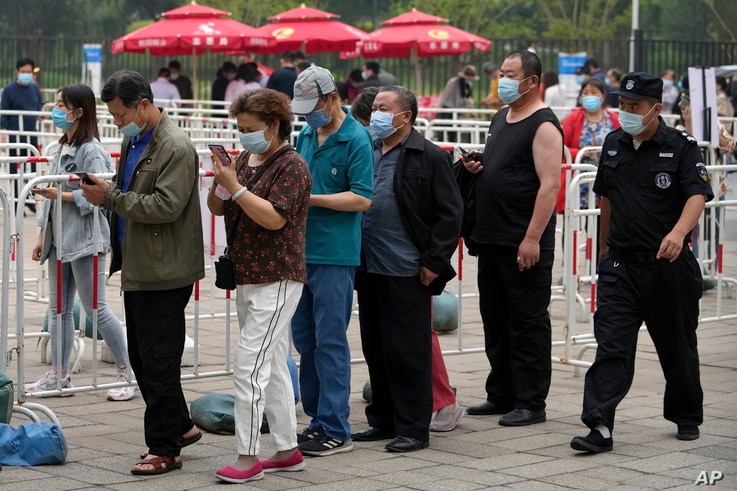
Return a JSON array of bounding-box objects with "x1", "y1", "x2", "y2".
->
[{"x1": 556, "y1": 142, "x2": 737, "y2": 373}]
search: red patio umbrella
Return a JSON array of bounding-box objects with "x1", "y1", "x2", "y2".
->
[
  {"x1": 247, "y1": 4, "x2": 371, "y2": 55},
  {"x1": 363, "y1": 8, "x2": 490, "y2": 93},
  {"x1": 111, "y1": 1, "x2": 272, "y2": 98}
]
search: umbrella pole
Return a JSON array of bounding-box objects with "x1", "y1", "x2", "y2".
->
[
  {"x1": 192, "y1": 47, "x2": 198, "y2": 102},
  {"x1": 413, "y1": 46, "x2": 421, "y2": 95}
]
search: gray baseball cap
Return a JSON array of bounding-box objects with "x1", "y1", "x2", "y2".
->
[{"x1": 291, "y1": 65, "x2": 337, "y2": 115}]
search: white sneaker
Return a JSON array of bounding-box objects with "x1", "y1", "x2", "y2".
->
[
  {"x1": 24, "y1": 371, "x2": 74, "y2": 397},
  {"x1": 429, "y1": 405, "x2": 466, "y2": 432},
  {"x1": 107, "y1": 372, "x2": 136, "y2": 401}
]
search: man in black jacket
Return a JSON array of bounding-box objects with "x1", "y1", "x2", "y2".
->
[{"x1": 351, "y1": 85, "x2": 463, "y2": 453}]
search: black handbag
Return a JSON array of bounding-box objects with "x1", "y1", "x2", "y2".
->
[
  {"x1": 214, "y1": 248, "x2": 236, "y2": 290},
  {"x1": 215, "y1": 204, "x2": 243, "y2": 291}
]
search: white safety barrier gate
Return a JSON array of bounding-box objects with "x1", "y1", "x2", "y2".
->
[{"x1": 3, "y1": 123, "x2": 737, "y2": 423}]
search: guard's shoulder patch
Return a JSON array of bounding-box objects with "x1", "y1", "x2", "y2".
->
[
  {"x1": 679, "y1": 131, "x2": 698, "y2": 144},
  {"x1": 696, "y1": 162, "x2": 709, "y2": 182}
]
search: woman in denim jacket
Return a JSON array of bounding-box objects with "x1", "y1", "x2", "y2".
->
[{"x1": 28, "y1": 84, "x2": 135, "y2": 401}]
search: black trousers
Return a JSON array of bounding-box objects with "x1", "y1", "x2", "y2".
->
[
  {"x1": 357, "y1": 273, "x2": 432, "y2": 441},
  {"x1": 582, "y1": 251, "x2": 704, "y2": 431},
  {"x1": 124, "y1": 284, "x2": 195, "y2": 457},
  {"x1": 476, "y1": 244, "x2": 553, "y2": 410}
]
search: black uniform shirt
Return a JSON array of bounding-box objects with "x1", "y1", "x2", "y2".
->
[{"x1": 593, "y1": 118, "x2": 714, "y2": 251}]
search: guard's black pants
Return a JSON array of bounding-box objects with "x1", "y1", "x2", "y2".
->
[{"x1": 582, "y1": 251, "x2": 704, "y2": 432}]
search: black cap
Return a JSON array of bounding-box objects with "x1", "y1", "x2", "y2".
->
[{"x1": 611, "y1": 72, "x2": 663, "y2": 101}]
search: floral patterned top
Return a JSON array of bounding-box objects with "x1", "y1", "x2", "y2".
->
[
  {"x1": 578, "y1": 112, "x2": 617, "y2": 208},
  {"x1": 222, "y1": 146, "x2": 312, "y2": 285}
]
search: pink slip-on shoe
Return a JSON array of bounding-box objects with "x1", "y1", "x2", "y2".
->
[
  {"x1": 215, "y1": 461, "x2": 264, "y2": 483},
  {"x1": 260, "y1": 450, "x2": 305, "y2": 473}
]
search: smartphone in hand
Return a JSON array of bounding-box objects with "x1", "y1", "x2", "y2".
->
[
  {"x1": 208, "y1": 144, "x2": 233, "y2": 199},
  {"x1": 76, "y1": 172, "x2": 95, "y2": 185},
  {"x1": 458, "y1": 146, "x2": 482, "y2": 162},
  {"x1": 208, "y1": 144, "x2": 231, "y2": 167}
]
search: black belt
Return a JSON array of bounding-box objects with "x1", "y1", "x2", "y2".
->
[{"x1": 608, "y1": 248, "x2": 659, "y2": 264}]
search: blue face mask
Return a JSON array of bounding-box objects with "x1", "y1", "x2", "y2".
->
[
  {"x1": 369, "y1": 110, "x2": 407, "y2": 140},
  {"x1": 498, "y1": 76, "x2": 531, "y2": 104},
  {"x1": 575, "y1": 75, "x2": 585, "y2": 85},
  {"x1": 361, "y1": 71, "x2": 368, "y2": 80},
  {"x1": 677, "y1": 80, "x2": 684, "y2": 91},
  {"x1": 304, "y1": 99, "x2": 333, "y2": 128},
  {"x1": 120, "y1": 104, "x2": 145, "y2": 138},
  {"x1": 581, "y1": 96, "x2": 602, "y2": 112},
  {"x1": 52, "y1": 108, "x2": 76, "y2": 130},
  {"x1": 619, "y1": 105, "x2": 656, "y2": 136},
  {"x1": 239, "y1": 123, "x2": 272, "y2": 154},
  {"x1": 663, "y1": 79, "x2": 674, "y2": 89},
  {"x1": 604, "y1": 78, "x2": 612, "y2": 87},
  {"x1": 18, "y1": 73, "x2": 33, "y2": 85}
]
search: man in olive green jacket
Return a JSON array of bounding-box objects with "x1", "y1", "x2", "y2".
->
[{"x1": 82, "y1": 69, "x2": 204, "y2": 476}]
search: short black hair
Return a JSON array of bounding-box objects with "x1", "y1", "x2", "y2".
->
[
  {"x1": 585, "y1": 57, "x2": 600, "y2": 69},
  {"x1": 168, "y1": 60, "x2": 181, "y2": 70},
  {"x1": 280, "y1": 50, "x2": 295, "y2": 63},
  {"x1": 378, "y1": 85, "x2": 417, "y2": 124},
  {"x1": 364, "y1": 61, "x2": 380, "y2": 74},
  {"x1": 581, "y1": 77, "x2": 606, "y2": 95},
  {"x1": 335, "y1": 81, "x2": 349, "y2": 102},
  {"x1": 716, "y1": 75, "x2": 729, "y2": 92},
  {"x1": 350, "y1": 86, "x2": 379, "y2": 124},
  {"x1": 101, "y1": 69, "x2": 154, "y2": 108},
  {"x1": 16, "y1": 57, "x2": 34, "y2": 70},
  {"x1": 157, "y1": 67, "x2": 171, "y2": 78},
  {"x1": 506, "y1": 50, "x2": 542, "y2": 80},
  {"x1": 222, "y1": 61, "x2": 237, "y2": 72}
]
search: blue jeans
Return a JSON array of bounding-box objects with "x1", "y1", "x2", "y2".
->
[
  {"x1": 291, "y1": 264, "x2": 355, "y2": 441},
  {"x1": 47, "y1": 247, "x2": 129, "y2": 373}
]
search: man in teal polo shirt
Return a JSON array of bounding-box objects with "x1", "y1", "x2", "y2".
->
[{"x1": 290, "y1": 66, "x2": 374, "y2": 457}]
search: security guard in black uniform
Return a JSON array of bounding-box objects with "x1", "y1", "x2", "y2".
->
[{"x1": 571, "y1": 72, "x2": 714, "y2": 453}]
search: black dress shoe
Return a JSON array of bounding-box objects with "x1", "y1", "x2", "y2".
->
[
  {"x1": 571, "y1": 430, "x2": 613, "y2": 453},
  {"x1": 385, "y1": 436, "x2": 429, "y2": 453},
  {"x1": 498, "y1": 408, "x2": 546, "y2": 426},
  {"x1": 677, "y1": 424, "x2": 700, "y2": 441},
  {"x1": 351, "y1": 427, "x2": 394, "y2": 442},
  {"x1": 466, "y1": 401, "x2": 512, "y2": 415}
]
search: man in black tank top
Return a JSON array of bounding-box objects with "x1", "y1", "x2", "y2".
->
[{"x1": 460, "y1": 50, "x2": 563, "y2": 426}]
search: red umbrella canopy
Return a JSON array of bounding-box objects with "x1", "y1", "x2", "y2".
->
[
  {"x1": 160, "y1": 2, "x2": 230, "y2": 19},
  {"x1": 363, "y1": 8, "x2": 489, "y2": 58},
  {"x1": 112, "y1": 17, "x2": 268, "y2": 55},
  {"x1": 248, "y1": 4, "x2": 369, "y2": 54},
  {"x1": 381, "y1": 9, "x2": 448, "y2": 25},
  {"x1": 268, "y1": 4, "x2": 339, "y2": 21}
]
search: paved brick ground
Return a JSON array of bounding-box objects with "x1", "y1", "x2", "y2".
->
[{"x1": 2, "y1": 201, "x2": 736, "y2": 490}]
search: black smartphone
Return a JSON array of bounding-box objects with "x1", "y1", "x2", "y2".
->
[
  {"x1": 77, "y1": 172, "x2": 95, "y2": 185},
  {"x1": 458, "y1": 146, "x2": 482, "y2": 162},
  {"x1": 208, "y1": 144, "x2": 231, "y2": 167}
]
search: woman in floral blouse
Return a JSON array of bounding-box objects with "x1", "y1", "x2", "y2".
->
[
  {"x1": 207, "y1": 88, "x2": 312, "y2": 484},
  {"x1": 557, "y1": 78, "x2": 620, "y2": 212}
]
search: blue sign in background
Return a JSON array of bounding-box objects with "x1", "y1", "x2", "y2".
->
[
  {"x1": 83, "y1": 45, "x2": 102, "y2": 63},
  {"x1": 558, "y1": 52, "x2": 587, "y2": 75}
]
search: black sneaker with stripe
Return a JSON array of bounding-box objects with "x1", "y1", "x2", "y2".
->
[
  {"x1": 299, "y1": 433, "x2": 354, "y2": 457},
  {"x1": 297, "y1": 426, "x2": 323, "y2": 444}
]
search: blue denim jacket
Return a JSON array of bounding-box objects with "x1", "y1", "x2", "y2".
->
[{"x1": 38, "y1": 139, "x2": 113, "y2": 263}]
